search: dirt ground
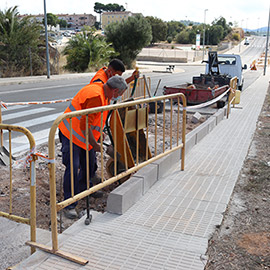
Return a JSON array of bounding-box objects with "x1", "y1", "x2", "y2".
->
[
  {"x1": 205, "y1": 87, "x2": 270, "y2": 269},
  {"x1": 0, "y1": 111, "x2": 205, "y2": 232}
]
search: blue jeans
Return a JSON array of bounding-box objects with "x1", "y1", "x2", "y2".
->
[{"x1": 59, "y1": 130, "x2": 97, "y2": 209}]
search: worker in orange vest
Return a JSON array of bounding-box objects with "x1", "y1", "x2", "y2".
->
[
  {"x1": 90, "y1": 58, "x2": 139, "y2": 85},
  {"x1": 59, "y1": 76, "x2": 128, "y2": 219}
]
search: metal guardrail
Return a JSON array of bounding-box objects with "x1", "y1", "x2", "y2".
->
[
  {"x1": 0, "y1": 123, "x2": 37, "y2": 255},
  {"x1": 27, "y1": 93, "x2": 187, "y2": 265}
]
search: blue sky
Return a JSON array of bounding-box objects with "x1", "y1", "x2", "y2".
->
[{"x1": 1, "y1": 0, "x2": 269, "y2": 30}]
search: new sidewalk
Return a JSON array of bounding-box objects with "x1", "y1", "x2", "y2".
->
[{"x1": 14, "y1": 71, "x2": 269, "y2": 269}]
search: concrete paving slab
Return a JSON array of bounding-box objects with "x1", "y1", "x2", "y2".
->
[{"x1": 0, "y1": 217, "x2": 50, "y2": 270}]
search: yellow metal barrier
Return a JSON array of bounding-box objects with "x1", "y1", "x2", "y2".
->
[
  {"x1": 0, "y1": 123, "x2": 37, "y2": 254},
  {"x1": 27, "y1": 93, "x2": 187, "y2": 264},
  {"x1": 0, "y1": 105, "x2": 3, "y2": 147},
  {"x1": 227, "y1": 76, "x2": 238, "y2": 118}
]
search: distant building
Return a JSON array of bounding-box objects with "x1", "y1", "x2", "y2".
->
[
  {"x1": 101, "y1": 11, "x2": 134, "y2": 29},
  {"x1": 57, "y1": 13, "x2": 96, "y2": 29},
  {"x1": 18, "y1": 13, "x2": 96, "y2": 30},
  {"x1": 233, "y1": 27, "x2": 245, "y2": 39}
]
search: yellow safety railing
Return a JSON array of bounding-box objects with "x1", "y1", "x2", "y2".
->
[
  {"x1": 0, "y1": 123, "x2": 37, "y2": 255},
  {"x1": 0, "y1": 105, "x2": 3, "y2": 146},
  {"x1": 27, "y1": 93, "x2": 187, "y2": 265},
  {"x1": 227, "y1": 76, "x2": 238, "y2": 118}
]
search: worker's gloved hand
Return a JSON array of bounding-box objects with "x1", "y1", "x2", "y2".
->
[{"x1": 92, "y1": 142, "x2": 102, "y2": 152}]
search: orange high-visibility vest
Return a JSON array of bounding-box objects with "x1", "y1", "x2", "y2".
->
[
  {"x1": 59, "y1": 83, "x2": 108, "y2": 150},
  {"x1": 90, "y1": 67, "x2": 108, "y2": 84}
]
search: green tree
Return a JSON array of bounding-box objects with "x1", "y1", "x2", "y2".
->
[
  {"x1": 175, "y1": 30, "x2": 190, "y2": 44},
  {"x1": 232, "y1": 32, "x2": 240, "y2": 41},
  {"x1": 59, "y1": 19, "x2": 67, "y2": 29},
  {"x1": 63, "y1": 27, "x2": 116, "y2": 72},
  {"x1": 0, "y1": 6, "x2": 44, "y2": 77},
  {"x1": 209, "y1": 24, "x2": 224, "y2": 45},
  {"x1": 43, "y1": 13, "x2": 58, "y2": 27},
  {"x1": 105, "y1": 3, "x2": 125, "y2": 12},
  {"x1": 94, "y1": 2, "x2": 125, "y2": 28},
  {"x1": 105, "y1": 15, "x2": 152, "y2": 68},
  {"x1": 167, "y1": 21, "x2": 185, "y2": 40},
  {"x1": 94, "y1": 21, "x2": 100, "y2": 30},
  {"x1": 146, "y1": 16, "x2": 167, "y2": 44},
  {"x1": 94, "y1": 2, "x2": 105, "y2": 29},
  {"x1": 212, "y1": 17, "x2": 231, "y2": 39}
]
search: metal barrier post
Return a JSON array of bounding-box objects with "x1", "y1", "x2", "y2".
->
[
  {"x1": 0, "y1": 106, "x2": 3, "y2": 147},
  {"x1": 0, "y1": 124, "x2": 37, "y2": 254},
  {"x1": 181, "y1": 95, "x2": 187, "y2": 170},
  {"x1": 29, "y1": 156, "x2": 37, "y2": 254}
]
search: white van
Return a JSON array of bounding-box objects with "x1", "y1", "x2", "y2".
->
[
  {"x1": 244, "y1": 38, "x2": 249, "y2": 45},
  {"x1": 205, "y1": 54, "x2": 247, "y2": 90}
]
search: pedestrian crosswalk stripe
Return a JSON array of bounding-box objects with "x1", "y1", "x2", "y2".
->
[
  {"x1": 2, "y1": 112, "x2": 61, "y2": 134},
  {"x1": 3, "y1": 128, "x2": 59, "y2": 155},
  {"x1": 2, "y1": 105, "x2": 62, "y2": 154},
  {"x1": 1, "y1": 105, "x2": 30, "y2": 112},
  {"x1": 2, "y1": 107, "x2": 54, "y2": 121}
]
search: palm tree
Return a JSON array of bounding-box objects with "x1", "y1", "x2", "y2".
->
[
  {"x1": 0, "y1": 6, "x2": 44, "y2": 77},
  {"x1": 63, "y1": 27, "x2": 117, "y2": 72}
]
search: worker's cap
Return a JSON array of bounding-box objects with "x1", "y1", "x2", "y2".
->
[{"x1": 107, "y1": 75, "x2": 127, "y2": 91}]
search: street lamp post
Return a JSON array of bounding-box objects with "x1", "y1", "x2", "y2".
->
[
  {"x1": 202, "y1": 9, "x2": 208, "y2": 60},
  {"x1": 43, "y1": 0, "x2": 50, "y2": 79}
]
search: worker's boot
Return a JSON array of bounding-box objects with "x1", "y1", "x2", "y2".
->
[{"x1": 63, "y1": 208, "x2": 78, "y2": 219}]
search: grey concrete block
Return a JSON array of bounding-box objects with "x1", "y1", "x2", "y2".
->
[
  {"x1": 223, "y1": 106, "x2": 228, "y2": 117},
  {"x1": 191, "y1": 112, "x2": 202, "y2": 124},
  {"x1": 133, "y1": 164, "x2": 158, "y2": 194},
  {"x1": 152, "y1": 148, "x2": 181, "y2": 179},
  {"x1": 208, "y1": 116, "x2": 216, "y2": 132},
  {"x1": 214, "y1": 109, "x2": 224, "y2": 125},
  {"x1": 196, "y1": 121, "x2": 209, "y2": 143},
  {"x1": 106, "y1": 177, "x2": 143, "y2": 214},
  {"x1": 185, "y1": 129, "x2": 197, "y2": 154}
]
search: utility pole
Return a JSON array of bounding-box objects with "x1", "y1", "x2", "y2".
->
[
  {"x1": 202, "y1": 9, "x2": 208, "y2": 60},
  {"x1": 44, "y1": 0, "x2": 50, "y2": 79},
  {"x1": 263, "y1": 5, "x2": 270, "y2": 76}
]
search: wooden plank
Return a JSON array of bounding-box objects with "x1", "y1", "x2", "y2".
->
[{"x1": 26, "y1": 242, "x2": 88, "y2": 265}]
